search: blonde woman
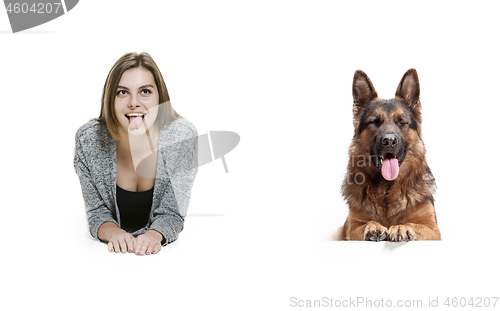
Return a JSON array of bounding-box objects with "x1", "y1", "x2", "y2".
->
[{"x1": 74, "y1": 52, "x2": 197, "y2": 255}]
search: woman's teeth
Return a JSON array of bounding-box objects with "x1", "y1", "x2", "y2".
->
[
  {"x1": 125, "y1": 112, "x2": 147, "y2": 124},
  {"x1": 126, "y1": 112, "x2": 144, "y2": 117}
]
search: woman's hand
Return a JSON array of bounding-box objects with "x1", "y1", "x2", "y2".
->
[
  {"x1": 108, "y1": 231, "x2": 136, "y2": 254},
  {"x1": 134, "y1": 230, "x2": 163, "y2": 256},
  {"x1": 98, "y1": 222, "x2": 136, "y2": 253}
]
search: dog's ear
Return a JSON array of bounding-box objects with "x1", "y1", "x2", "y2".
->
[
  {"x1": 352, "y1": 70, "x2": 378, "y2": 108},
  {"x1": 396, "y1": 69, "x2": 420, "y2": 109}
]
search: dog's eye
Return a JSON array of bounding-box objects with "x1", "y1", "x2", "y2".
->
[
  {"x1": 368, "y1": 118, "x2": 380, "y2": 126},
  {"x1": 398, "y1": 121, "x2": 409, "y2": 127}
]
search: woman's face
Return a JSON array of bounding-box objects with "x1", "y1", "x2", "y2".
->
[{"x1": 114, "y1": 66, "x2": 160, "y2": 137}]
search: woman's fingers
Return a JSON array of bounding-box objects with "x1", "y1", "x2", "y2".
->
[
  {"x1": 125, "y1": 235, "x2": 135, "y2": 253},
  {"x1": 148, "y1": 241, "x2": 161, "y2": 255},
  {"x1": 133, "y1": 231, "x2": 162, "y2": 255},
  {"x1": 138, "y1": 239, "x2": 150, "y2": 256},
  {"x1": 114, "y1": 240, "x2": 122, "y2": 253},
  {"x1": 134, "y1": 237, "x2": 144, "y2": 256},
  {"x1": 117, "y1": 238, "x2": 128, "y2": 254},
  {"x1": 107, "y1": 232, "x2": 161, "y2": 255},
  {"x1": 145, "y1": 241, "x2": 155, "y2": 255},
  {"x1": 152, "y1": 243, "x2": 161, "y2": 255},
  {"x1": 135, "y1": 237, "x2": 158, "y2": 256},
  {"x1": 108, "y1": 241, "x2": 114, "y2": 252},
  {"x1": 108, "y1": 233, "x2": 136, "y2": 254},
  {"x1": 112, "y1": 239, "x2": 121, "y2": 253}
]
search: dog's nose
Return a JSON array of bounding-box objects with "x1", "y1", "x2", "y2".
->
[{"x1": 382, "y1": 134, "x2": 398, "y2": 148}]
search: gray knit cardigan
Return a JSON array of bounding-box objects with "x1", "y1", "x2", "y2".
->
[{"x1": 74, "y1": 118, "x2": 198, "y2": 245}]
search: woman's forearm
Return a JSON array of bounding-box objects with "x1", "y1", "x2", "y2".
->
[{"x1": 97, "y1": 222, "x2": 126, "y2": 243}]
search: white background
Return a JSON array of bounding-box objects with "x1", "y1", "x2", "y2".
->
[{"x1": 1, "y1": 1, "x2": 499, "y2": 310}]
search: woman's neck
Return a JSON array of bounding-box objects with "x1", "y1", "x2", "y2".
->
[{"x1": 116, "y1": 124, "x2": 160, "y2": 167}]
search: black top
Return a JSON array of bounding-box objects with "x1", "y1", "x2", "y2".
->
[{"x1": 116, "y1": 184, "x2": 154, "y2": 233}]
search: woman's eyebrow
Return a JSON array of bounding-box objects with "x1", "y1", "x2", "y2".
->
[{"x1": 117, "y1": 84, "x2": 155, "y2": 90}]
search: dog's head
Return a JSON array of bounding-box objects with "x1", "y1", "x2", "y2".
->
[{"x1": 351, "y1": 69, "x2": 423, "y2": 181}]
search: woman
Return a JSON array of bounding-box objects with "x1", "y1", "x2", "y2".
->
[{"x1": 74, "y1": 52, "x2": 198, "y2": 255}]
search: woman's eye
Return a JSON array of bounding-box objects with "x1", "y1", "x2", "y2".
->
[
  {"x1": 117, "y1": 90, "x2": 127, "y2": 96},
  {"x1": 141, "y1": 89, "x2": 152, "y2": 94}
]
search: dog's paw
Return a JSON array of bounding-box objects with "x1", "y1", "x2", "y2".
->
[
  {"x1": 364, "y1": 221, "x2": 389, "y2": 242},
  {"x1": 388, "y1": 225, "x2": 416, "y2": 242}
]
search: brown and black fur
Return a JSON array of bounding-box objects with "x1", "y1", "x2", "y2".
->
[{"x1": 339, "y1": 69, "x2": 440, "y2": 241}]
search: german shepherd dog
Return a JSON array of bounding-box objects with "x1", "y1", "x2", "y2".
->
[{"x1": 338, "y1": 69, "x2": 440, "y2": 241}]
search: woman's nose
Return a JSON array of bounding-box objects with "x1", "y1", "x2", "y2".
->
[{"x1": 128, "y1": 94, "x2": 141, "y2": 107}]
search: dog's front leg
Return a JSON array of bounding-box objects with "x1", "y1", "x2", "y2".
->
[
  {"x1": 363, "y1": 221, "x2": 390, "y2": 241},
  {"x1": 345, "y1": 217, "x2": 389, "y2": 241},
  {"x1": 388, "y1": 201, "x2": 441, "y2": 241},
  {"x1": 388, "y1": 223, "x2": 441, "y2": 241}
]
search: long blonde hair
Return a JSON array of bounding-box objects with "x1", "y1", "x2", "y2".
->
[{"x1": 97, "y1": 52, "x2": 181, "y2": 141}]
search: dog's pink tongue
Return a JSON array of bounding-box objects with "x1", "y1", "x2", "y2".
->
[
  {"x1": 381, "y1": 154, "x2": 399, "y2": 181},
  {"x1": 129, "y1": 116, "x2": 143, "y2": 130}
]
